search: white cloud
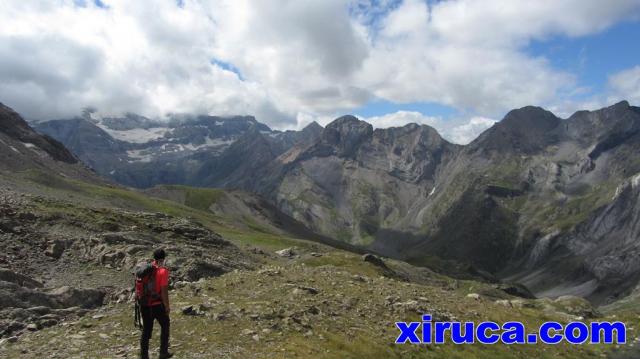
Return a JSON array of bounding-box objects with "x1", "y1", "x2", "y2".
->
[
  {"x1": 360, "y1": 110, "x2": 496, "y2": 144},
  {"x1": 355, "y1": 0, "x2": 640, "y2": 115},
  {"x1": 362, "y1": 111, "x2": 440, "y2": 128},
  {"x1": 608, "y1": 65, "x2": 640, "y2": 104},
  {"x1": 0, "y1": 0, "x2": 295, "y2": 125},
  {"x1": 0, "y1": 0, "x2": 638, "y2": 130},
  {"x1": 542, "y1": 65, "x2": 640, "y2": 118},
  {"x1": 447, "y1": 117, "x2": 497, "y2": 145}
]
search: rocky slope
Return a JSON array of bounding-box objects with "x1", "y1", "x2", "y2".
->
[
  {"x1": 246, "y1": 101, "x2": 640, "y2": 305},
  {"x1": 253, "y1": 116, "x2": 460, "y2": 250},
  {"x1": 411, "y1": 101, "x2": 640, "y2": 304},
  {"x1": 0, "y1": 186, "x2": 258, "y2": 341},
  {"x1": 0, "y1": 103, "x2": 102, "y2": 184}
]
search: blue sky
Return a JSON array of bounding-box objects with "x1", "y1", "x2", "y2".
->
[
  {"x1": 1, "y1": 0, "x2": 639, "y2": 143},
  {"x1": 526, "y1": 19, "x2": 640, "y2": 102},
  {"x1": 355, "y1": 14, "x2": 640, "y2": 121}
]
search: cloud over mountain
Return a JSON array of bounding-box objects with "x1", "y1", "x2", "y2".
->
[{"x1": 0, "y1": 0, "x2": 639, "y2": 133}]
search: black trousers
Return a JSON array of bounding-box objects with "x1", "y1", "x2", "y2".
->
[{"x1": 140, "y1": 304, "x2": 170, "y2": 358}]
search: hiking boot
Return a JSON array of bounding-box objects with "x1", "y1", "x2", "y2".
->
[{"x1": 158, "y1": 352, "x2": 174, "y2": 359}]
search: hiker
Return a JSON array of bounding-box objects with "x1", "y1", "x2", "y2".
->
[{"x1": 137, "y1": 248, "x2": 173, "y2": 359}]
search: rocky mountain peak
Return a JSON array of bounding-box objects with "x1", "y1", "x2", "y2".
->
[
  {"x1": 469, "y1": 106, "x2": 562, "y2": 154},
  {"x1": 565, "y1": 100, "x2": 640, "y2": 146},
  {"x1": 500, "y1": 106, "x2": 561, "y2": 133},
  {"x1": 407, "y1": 123, "x2": 443, "y2": 140},
  {"x1": 373, "y1": 122, "x2": 447, "y2": 150},
  {"x1": 324, "y1": 115, "x2": 371, "y2": 133},
  {"x1": 611, "y1": 99, "x2": 630, "y2": 110},
  {"x1": 301, "y1": 121, "x2": 323, "y2": 134},
  {"x1": 321, "y1": 115, "x2": 373, "y2": 157}
]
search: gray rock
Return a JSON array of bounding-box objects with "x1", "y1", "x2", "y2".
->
[
  {"x1": 292, "y1": 286, "x2": 318, "y2": 295},
  {"x1": 180, "y1": 260, "x2": 227, "y2": 282},
  {"x1": 0, "y1": 269, "x2": 42, "y2": 289},
  {"x1": 181, "y1": 306, "x2": 195, "y2": 316},
  {"x1": 275, "y1": 248, "x2": 295, "y2": 258},
  {"x1": 362, "y1": 254, "x2": 386, "y2": 268},
  {"x1": 48, "y1": 286, "x2": 106, "y2": 309},
  {"x1": 45, "y1": 240, "x2": 66, "y2": 259},
  {"x1": 496, "y1": 283, "x2": 536, "y2": 299}
]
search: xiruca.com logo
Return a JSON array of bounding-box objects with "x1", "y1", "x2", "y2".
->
[{"x1": 395, "y1": 315, "x2": 626, "y2": 345}]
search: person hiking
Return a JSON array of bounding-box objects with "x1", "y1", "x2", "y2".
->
[{"x1": 138, "y1": 248, "x2": 173, "y2": 359}]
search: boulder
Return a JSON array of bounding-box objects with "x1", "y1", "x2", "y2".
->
[
  {"x1": 45, "y1": 240, "x2": 66, "y2": 259},
  {"x1": 170, "y1": 221, "x2": 209, "y2": 240},
  {"x1": 0, "y1": 269, "x2": 42, "y2": 288},
  {"x1": 466, "y1": 293, "x2": 480, "y2": 300},
  {"x1": 48, "y1": 286, "x2": 106, "y2": 309},
  {"x1": 275, "y1": 248, "x2": 295, "y2": 258},
  {"x1": 292, "y1": 286, "x2": 319, "y2": 295},
  {"x1": 180, "y1": 260, "x2": 227, "y2": 282},
  {"x1": 362, "y1": 253, "x2": 387, "y2": 268},
  {"x1": 0, "y1": 282, "x2": 56, "y2": 309},
  {"x1": 99, "y1": 250, "x2": 127, "y2": 268},
  {"x1": 496, "y1": 282, "x2": 536, "y2": 299}
]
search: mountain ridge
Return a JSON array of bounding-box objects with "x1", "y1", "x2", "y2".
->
[{"x1": 26, "y1": 100, "x2": 640, "y2": 304}]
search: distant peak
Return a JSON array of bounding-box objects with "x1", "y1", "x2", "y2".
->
[
  {"x1": 325, "y1": 115, "x2": 372, "y2": 134},
  {"x1": 327, "y1": 115, "x2": 363, "y2": 126},
  {"x1": 606, "y1": 100, "x2": 631, "y2": 113},
  {"x1": 468, "y1": 105, "x2": 562, "y2": 154},
  {"x1": 499, "y1": 106, "x2": 560, "y2": 132},
  {"x1": 302, "y1": 121, "x2": 322, "y2": 130},
  {"x1": 300, "y1": 121, "x2": 323, "y2": 136},
  {"x1": 503, "y1": 105, "x2": 555, "y2": 119},
  {"x1": 319, "y1": 115, "x2": 373, "y2": 157},
  {"x1": 612, "y1": 100, "x2": 630, "y2": 108}
]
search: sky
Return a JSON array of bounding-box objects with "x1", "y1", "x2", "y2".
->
[{"x1": 0, "y1": 0, "x2": 639, "y2": 144}]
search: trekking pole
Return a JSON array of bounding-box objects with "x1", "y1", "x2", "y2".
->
[{"x1": 135, "y1": 302, "x2": 142, "y2": 330}]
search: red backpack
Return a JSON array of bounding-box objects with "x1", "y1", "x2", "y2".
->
[{"x1": 133, "y1": 262, "x2": 161, "y2": 329}]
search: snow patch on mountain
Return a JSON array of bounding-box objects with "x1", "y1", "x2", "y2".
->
[
  {"x1": 182, "y1": 137, "x2": 235, "y2": 151},
  {"x1": 126, "y1": 149, "x2": 153, "y2": 162},
  {"x1": 125, "y1": 136, "x2": 237, "y2": 162},
  {"x1": 97, "y1": 125, "x2": 170, "y2": 144}
]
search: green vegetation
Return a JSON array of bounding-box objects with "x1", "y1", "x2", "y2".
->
[
  {"x1": 302, "y1": 251, "x2": 384, "y2": 278},
  {"x1": 17, "y1": 170, "x2": 316, "y2": 253},
  {"x1": 530, "y1": 181, "x2": 618, "y2": 233},
  {"x1": 162, "y1": 185, "x2": 225, "y2": 211}
]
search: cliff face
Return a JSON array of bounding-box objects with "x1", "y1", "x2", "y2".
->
[
  {"x1": 257, "y1": 118, "x2": 459, "y2": 250},
  {"x1": 0, "y1": 103, "x2": 103, "y2": 185},
  {"x1": 250, "y1": 101, "x2": 640, "y2": 304},
  {"x1": 0, "y1": 103, "x2": 77, "y2": 165}
]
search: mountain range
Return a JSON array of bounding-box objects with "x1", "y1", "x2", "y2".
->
[
  {"x1": 2, "y1": 100, "x2": 640, "y2": 357},
  {"x1": 31, "y1": 100, "x2": 640, "y2": 305}
]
